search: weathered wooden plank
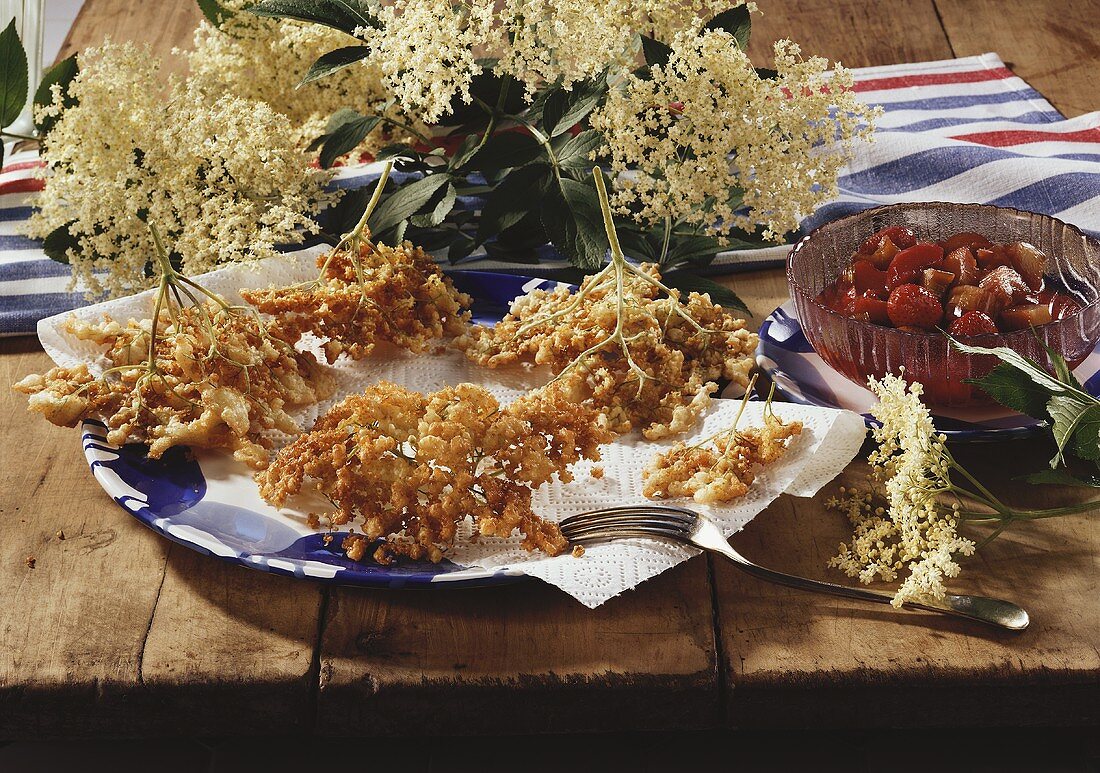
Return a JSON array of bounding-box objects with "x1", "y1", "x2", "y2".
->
[
  {"x1": 316, "y1": 561, "x2": 717, "y2": 735},
  {"x1": 137, "y1": 545, "x2": 323, "y2": 735},
  {"x1": 747, "y1": 0, "x2": 953, "y2": 68},
  {"x1": 0, "y1": 345, "x2": 169, "y2": 736},
  {"x1": 57, "y1": 0, "x2": 202, "y2": 71},
  {"x1": 718, "y1": 451, "x2": 1100, "y2": 727},
  {"x1": 936, "y1": 0, "x2": 1100, "y2": 118}
]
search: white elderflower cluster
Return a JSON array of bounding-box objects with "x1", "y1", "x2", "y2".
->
[
  {"x1": 185, "y1": 6, "x2": 420, "y2": 152},
  {"x1": 357, "y1": 0, "x2": 497, "y2": 125},
  {"x1": 827, "y1": 374, "x2": 975, "y2": 607},
  {"x1": 27, "y1": 41, "x2": 336, "y2": 299},
  {"x1": 591, "y1": 28, "x2": 877, "y2": 242}
]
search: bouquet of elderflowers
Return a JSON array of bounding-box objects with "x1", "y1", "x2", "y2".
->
[
  {"x1": 209, "y1": 0, "x2": 877, "y2": 301},
  {"x1": 828, "y1": 371, "x2": 1100, "y2": 606}
]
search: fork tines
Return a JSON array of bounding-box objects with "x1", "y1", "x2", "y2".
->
[{"x1": 559, "y1": 505, "x2": 698, "y2": 543}]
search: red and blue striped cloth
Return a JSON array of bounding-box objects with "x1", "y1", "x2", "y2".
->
[{"x1": 2, "y1": 52, "x2": 1097, "y2": 335}]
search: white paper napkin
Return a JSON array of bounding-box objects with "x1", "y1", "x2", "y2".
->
[{"x1": 37, "y1": 249, "x2": 867, "y2": 607}]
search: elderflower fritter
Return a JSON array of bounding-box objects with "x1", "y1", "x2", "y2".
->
[
  {"x1": 185, "y1": 6, "x2": 422, "y2": 152},
  {"x1": 26, "y1": 41, "x2": 336, "y2": 299},
  {"x1": 13, "y1": 301, "x2": 333, "y2": 468},
  {"x1": 591, "y1": 28, "x2": 878, "y2": 242},
  {"x1": 827, "y1": 374, "x2": 975, "y2": 606},
  {"x1": 256, "y1": 382, "x2": 613, "y2": 564}
]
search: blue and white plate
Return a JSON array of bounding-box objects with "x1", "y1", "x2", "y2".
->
[
  {"x1": 757, "y1": 301, "x2": 1100, "y2": 442},
  {"x1": 79, "y1": 271, "x2": 569, "y2": 589}
]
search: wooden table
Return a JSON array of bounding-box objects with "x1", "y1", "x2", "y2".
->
[{"x1": 2, "y1": 0, "x2": 1098, "y2": 738}]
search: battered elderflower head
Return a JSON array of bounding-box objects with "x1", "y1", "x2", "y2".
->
[
  {"x1": 27, "y1": 41, "x2": 336, "y2": 298},
  {"x1": 592, "y1": 28, "x2": 878, "y2": 241},
  {"x1": 828, "y1": 373, "x2": 975, "y2": 606},
  {"x1": 185, "y1": 4, "x2": 419, "y2": 152}
]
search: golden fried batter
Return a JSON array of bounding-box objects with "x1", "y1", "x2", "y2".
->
[
  {"x1": 256, "y1": 381, "x2": 613, "y2": 564},
  {"x1": 455, "y1": 263, "x2": 757, "y2": 439},
  {"x1": 642, "y1": 413, "x2": 803, "y2": 504},
  {"x1": 13, "y1": 303, "x2": 333, "y2": 468},
  {"x1": 241, "y1": 238, "x2": 472, "y2": 363}
]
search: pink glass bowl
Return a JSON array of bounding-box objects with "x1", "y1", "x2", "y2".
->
[{"x1": 787, "y1": 202, "x2": 1100, "y2": 407}]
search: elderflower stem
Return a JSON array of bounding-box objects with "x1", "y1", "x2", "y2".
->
[{"x1": 347, "y1": 160, "x2": 393, "y2": 243}]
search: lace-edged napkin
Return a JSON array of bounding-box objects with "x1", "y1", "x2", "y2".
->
[{"x1": 37, "y1": 249, "x2": 867, "y2": 607}]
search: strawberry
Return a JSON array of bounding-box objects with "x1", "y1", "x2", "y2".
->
[
  {"x1": 859, "y1": 225, "x2": 916, "y2": 256},
  {"x1": 886, "y1": 242, "x2": 944, "y2": 288},
  {"x1": 939, "y1": 231, "x2": 993, "y2": 254},
  {"x1": 853, "y1": 295, "x2": 890, "y2": 325},
  {"x1": 887, "y1": 283, "x2": 943, "y2": 330},
  {"x1": 948, "y1": 310, "x2": 999, "y2": 337},
  {"x1": 852, "y1": 260, "x2": 888, "y2": 298}
]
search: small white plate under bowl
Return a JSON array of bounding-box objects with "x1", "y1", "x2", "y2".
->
[{"x1": 756, "y1": 301, "x2": 1100, "y2": 442}]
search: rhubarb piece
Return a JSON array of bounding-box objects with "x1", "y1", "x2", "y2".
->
[
  {"x1": 939, "y1": 231, "x2": 993, "y2": 254},
  {"x1": 1004, "y1": 241, "x2": 1048, "y2": 291},
  {"x1": 939, "y1": 247, "x2": 979, "y2": 287},
  {"x1": 1000, "y1": 303, "x2": 1053, "y2": 331},
  {"x1": 921, "y1": 268, "x2": 956, "y2": 297},
  {"x1": 979, "y1": 265, "x2": 1031, "y2": 305},
  {"x1": 946, "y1": 285, "x2": 1002, "y2": 319}
]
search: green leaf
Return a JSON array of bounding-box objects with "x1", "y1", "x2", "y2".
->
[
  {"x1": 410, "y1": 182, "x2": 456, "y2": 227},
  {"x1": 196, "y1": 0, "x2": 235, "y2": 27},
  {"x1": 541, "y1": 177, "x2": 609, "y2": 270},
  {"x1": 448, "y1": 134, "x2": 481, "y2": 171},
  {"x1": 1047, "y1": 394, "x2": 1100, "y2": 468},
  {"x1": 319, "y1": 113, "x2": 380, "y2": 168},
  {"x1": 369, "y1": 173, "x2": 452, "y2": 235},
  {"x1": 248, "y1": 0, "x2": 378, "y2": 35},
  {"x1": 472, "y1": 130, "x2": 544, "y2": 175},
  {"x1": 951, "y1": 337, "x2": 1076, "y2": 400},
  {"x1": 552, "y1": 129, "x2": 604, "y2": 175},
  {"x1": 42, "y1": 221, "x2": 79, "y2": 264},
  {"x1": 300, "y1": 45, "x2": 371, "y2": 86},
  {"x1": 968, "y1": 363, "x2": 1055, "y2": 418},
  {"x1": 704, "y1": 6, "x2": 752, "y2": 49},
  {"x1": 660, "y1": 271, "x2": 750, "y2": 316},
  {"x1": 1019, "y1": 468, "x2": 1100, "y2": 488},
  {"x1": 477, "y1": 164, "x2": 551, "y2": 243},
  {"x1": 447, "y1": 232, "x2": 478, "y2": 263},
  {"x1": 1038, "y1": 340, "x2": 1084, "y2": 389},
  {"x1": 0, "y1": 18, "x2": 29, "y2": 129},
  {"x1": 32, "y1": 54, "x2": 78, "y2": 137},
  {"x1": 640, "y1": 35, "x2": 672, "y2": 67},
  {"x1": 541, "y1": 75, "x2": 608, "y2": 138}
]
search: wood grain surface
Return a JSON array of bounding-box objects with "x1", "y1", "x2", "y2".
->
[{"x1": 1, "y1": 0, "x2": 1097, "y2": 738}]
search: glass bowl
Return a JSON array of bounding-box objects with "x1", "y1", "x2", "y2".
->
[{"x1": 786, "y1": 202, "x2": 1100, "y2": 407}]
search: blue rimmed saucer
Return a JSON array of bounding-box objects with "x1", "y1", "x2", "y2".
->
[
  {"x1": 79, "y1": 270, "x2": 571, "y2": 589},
  {"x1": 756, "y1": 301, "x2": 1100, "y2": 442}
]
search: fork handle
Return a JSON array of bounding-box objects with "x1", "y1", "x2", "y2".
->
[{"x1": 710, "y1": 543, "x2": 1029, "y2": 631}]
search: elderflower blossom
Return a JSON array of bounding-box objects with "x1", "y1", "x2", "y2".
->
[
  {"x1": 27, "y1": 41, "x2": 336, "y2": 298},
  {"x1": 356, "y1": 0, "x2": 497, "y2": 125},
  {"x1": 185, "y1": 5, "x2": 422, "y2": 152},
  {"x1": 591, "y1": 28, "x2": 878, "y2": 241},
  {"x1": 827, "y1": 374, "x2": 975, "y2": 606}
]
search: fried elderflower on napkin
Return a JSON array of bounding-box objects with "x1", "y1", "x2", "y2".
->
[
  {"x1": 456, "y1": 172, "x2": 755, "y2": 439},
  {"x1": 642, "y1": 385, "x2": 803, "y2": 503},
  {"x1": 240, "y1": 163, "x2": 470, "y2": 364},
  {"x1": 256, "y1": 381, "x2": 612, "y2": 564},
  {"x1": 14, "y1": 301, "x2": 333, "y2": 468}
]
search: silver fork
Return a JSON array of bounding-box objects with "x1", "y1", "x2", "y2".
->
[{"x1": 559, "y1": 504, "x2": 1029, "y2": 631}]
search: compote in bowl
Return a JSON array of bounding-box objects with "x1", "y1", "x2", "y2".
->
[{"x1": 786, "y1": 202, "x2": 1100, "y2": 407}]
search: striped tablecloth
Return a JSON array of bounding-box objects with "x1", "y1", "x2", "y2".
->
[{"x1": 2, "y1": 52, "x2": 1098, "y2": 335}]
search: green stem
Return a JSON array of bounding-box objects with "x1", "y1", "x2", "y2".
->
[
  {"x1": 592, "y1": 167, "x2": 624, "y2": 263},
  {"x1": 658, "y1": 216, "x2": 672, "y2": 265},
  {"x1": 1, "y1": 130, "x2": 38, "y2": 142},
  {"x1": 347, "y1": 159, "x2": 393, "y2": 241},
  {"x1": 517, "y1": 118, "x2": 561, "y2": 180}
]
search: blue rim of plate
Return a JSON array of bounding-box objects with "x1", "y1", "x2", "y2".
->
[
  {"x1": 79, "y1": 270, "x2": 573, "y2": 589},
  {"x1": 756, "y1": 300, "x2": 1100, "y2": 442}
]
